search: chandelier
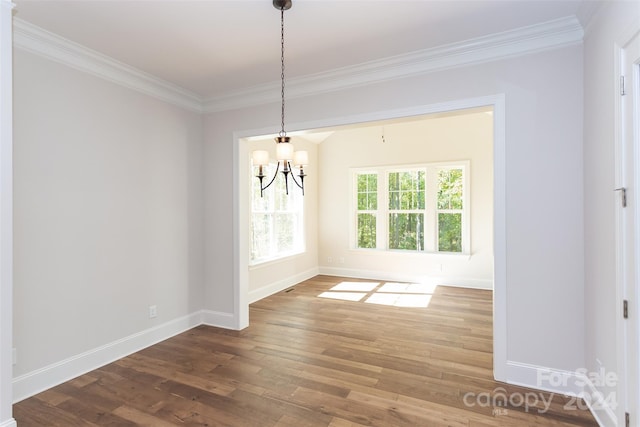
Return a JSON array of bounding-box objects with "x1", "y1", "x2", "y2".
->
[{"x1": 252, "y1": 0, "x2": 308, "y2": 197}]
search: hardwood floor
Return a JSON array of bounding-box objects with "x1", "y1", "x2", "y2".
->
[{"x1": 14, "y1": 275, "x2": 598, "y2": 426}]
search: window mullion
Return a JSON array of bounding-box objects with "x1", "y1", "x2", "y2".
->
[
  {"x1": 462, "y1": 164, "x2": 470, "y2": 254},
  {"x1": 351, "y1": 171, "x2": 358, "y2": 249},
  {"x1": 425, "y1": 167, "x2": 437, "y2": 252},
  {"x1": 379, "y1": 170, "x2": 389, "y2": 250}
]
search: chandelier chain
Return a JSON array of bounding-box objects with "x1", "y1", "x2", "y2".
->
[
  {"x1": 279, "y1": 7, "x2": 286, "y2": 137},
  {"x1": 253, "y1": 1, "x2": 305, "y2": 198}
]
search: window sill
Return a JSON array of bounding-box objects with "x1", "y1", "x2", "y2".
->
[
  {"x1": 249, "y1": 250, "x2": 306, "y2": 270},
  {"x1": 349, "y1": 248, "x2": 471, "y2": 261}
]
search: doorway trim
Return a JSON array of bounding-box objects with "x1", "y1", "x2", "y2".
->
[
  {"x1": 232, "y1": 93, "x2": 507, "y2": 379},
  {"x1": 615, "y1": 25, "x2": 640, "y2": 427},
  {"x1": 0, "y1": 0, "x2": 16, "y2": 426}
]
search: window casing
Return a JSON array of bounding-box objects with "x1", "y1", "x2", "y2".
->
[
  {"x1": 352, "y1": 162, "x2": 469, "y2": 254},
  {"x1": 251, "y1": 163, "x2": 304, "y2": 265}
]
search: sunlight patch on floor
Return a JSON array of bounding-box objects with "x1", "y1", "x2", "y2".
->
[
  {"x1": 330, "y1": 282, "x2": 380, "y2": 292},
  {"x1": 378, "y1": 282, "x2": 438, "y2": 293},
  {"x1": 318, "y1": 281, "x2": 436, "y2": 308},
  {"x1": 318, "y1": 291, "x2": 367, "y2": 302},
  {"x1": 365, "y1": 293, "x2": 432, "y2": 307}
]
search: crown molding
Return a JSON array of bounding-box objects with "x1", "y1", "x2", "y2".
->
[
  {"x1": 203, "y1": 16, "x2": 583, "y2": 113},
  {"x1": 12, "y1": 18, "x2": 204, "y2": 113},
  {"x1": 12, "y1": 15, "x2": 583, "y2": 115}
]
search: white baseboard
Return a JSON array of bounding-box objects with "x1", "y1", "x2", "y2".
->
[
  {"x1": 200, "y1": 309, "x2": 238, "y2": 330},
  {"x1": 0, "y1": 418, "x2": 17, "y2": 427},
  {"x1": 248, "y1": 267, "x2": 320, "y2": 304},
  {"x1": 12, "y1": 311, "x2": 202, "y2": 403},
  {"x1": 506, "y1": 361, "x2": 617, "y2": 427},
  {"x1": 581, "y1": 374, "x2": 617, "y2": 427},
  {"x1": 506, "y1": 360, "x2": 584, "y2": 396},
  {"x1": 318, "y1": 266, "x2": 493, "y2": 290},
  {"x1": 10, "y1": 272, "x2": 316, "y2": 404}
]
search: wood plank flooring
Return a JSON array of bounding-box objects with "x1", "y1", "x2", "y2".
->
[{"x1": 14, "y1": 275, "x2": 598, "y2": 426}]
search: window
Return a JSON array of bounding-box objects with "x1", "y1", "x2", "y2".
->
[
  {"x1": 353, "y1": 162, "x2": 469, "y2": 254},
  {"x1": 356, "y1": 173, "x2": 377, "y2": 249},
  {"x1": 251, "y1": 163, "x2": 304, "y2": 264},
  {"x1": 437, "y1": 168, "x2": 464, "y2": 252},
  {"x1": 388, "y1": 170, "x2": 425, "y2": 251}
]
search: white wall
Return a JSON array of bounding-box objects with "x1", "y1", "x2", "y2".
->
[
  {"x1": 244, "y1": 136, "x2": 319, "y2": 302},
  {"x1": 583, "y1": 2, "x2": 640, "y2": 426},
  {"x1": 12, "y1": 50, "x2": 204, "y2": 395},
  {"x1": 0, "y1": 0, "x2": 16, "y2": 425},
  {"x1": 318, "y1": 112, "x2": 493, "y2": 288},
  {"x1": 204, "y1": 44, "x2": 585, "y2": 381}
]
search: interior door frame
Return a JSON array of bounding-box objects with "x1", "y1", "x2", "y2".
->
[
  {"x1": 0, "y1": 1, "x2": 15, "y2": 426},
  {"x1": 615, "y1": 26, "x2": 640, "y2": 426}
]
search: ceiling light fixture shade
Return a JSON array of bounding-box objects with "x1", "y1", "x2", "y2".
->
[
  {"x1": 252, "y1": 0, "x2": 306, "y2": 197},
  {"x1": 276, "y1": 137, "x2": 294, "y2": 161},
  {"x1": 252, "y1": 150, "x2": 270, "y2": 166},
  {"x1": 293, "y1": 150, "x2": 309, "y2": 167}
]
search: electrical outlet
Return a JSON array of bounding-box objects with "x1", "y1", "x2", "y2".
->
[
  {"x1": 149, "y1": 305, "x2": 157, "y2": 319},
  {"x1": 339, "y1": 257, "x2": 345, "y2": 264},
  {"x1": 327, "y1": 257, "x2": 332, "y2": 263}
]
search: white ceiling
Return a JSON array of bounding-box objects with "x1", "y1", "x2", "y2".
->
[{"x1": 13, "y1": 0, "x2": 593, "y2": 99}]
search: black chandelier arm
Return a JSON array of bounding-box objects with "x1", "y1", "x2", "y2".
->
[
  {"x1": 281, "y1": 169, "x2": 290, "y2": 195},
  {"x1": 257, "y1": 161, "x2": 281, "y2": 197},
  {"x1": 288, "y1": 162, "x2": 306, "y2": 195}
]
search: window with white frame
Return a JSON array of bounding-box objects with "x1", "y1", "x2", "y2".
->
[
  {"x1": 353, "y1": 162, "x2": 469, "y2": 254},
  {"x1": 356, "y1": 172, "x2": 378, "y2": 249},
  {"x1": 436, "y1": 167, "x2": 464, "y2": 252},
  {"x1": 251, "y1": 163, "x2": 304, "y2": 264}
]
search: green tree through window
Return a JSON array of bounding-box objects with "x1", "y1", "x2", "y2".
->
[
  {"x1": 437, "y1": 168, "x2": 463, "y2": 252},
  {"x1": 388, "y1": 170, "x2": 425, "y2": 251},
  {"x1": 353, "y1": 163, "x2": 467, "y2": 254},
  {"x1": 356, "y1": 173, "x2": 377, "y2": 249}
]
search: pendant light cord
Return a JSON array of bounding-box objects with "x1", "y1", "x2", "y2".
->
[{"x1": 279, "y1": 7, "x2": 286, "y2": 137}]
